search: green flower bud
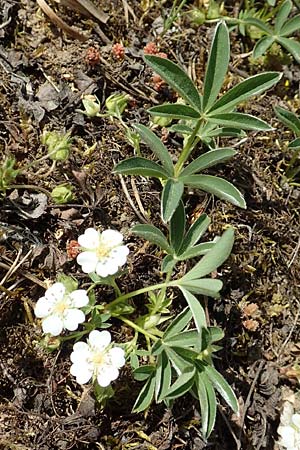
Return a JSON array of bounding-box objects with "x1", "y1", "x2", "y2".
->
[
  {"x1": 81, "y1": 94, "x2": 101, "y2": 117},
  {"x1": 105, "y1": 92, "x2": 130, "y2": 117},
  {"x1": 152, "y1": 115, "x2": 173, "y2": 127},
  {"x1": 0, "y1": 155, "x2": 19, "y2": 194},
  {"x1": 189, "y1": 9, "x2": 206, "y2": 25},
  {"x1": 42, "y1": 130, "x2": 72, "y2": 161},
  {"x1": 51, "y1": 184, "x2": 74, "y2": 204}
]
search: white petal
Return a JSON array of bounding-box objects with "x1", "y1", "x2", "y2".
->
[
  {"x1": 78, "y1": 228, "x2": 100, "y2": 249},
  {"x1": 88, "y1": 330, "x2": 111, "y2": 350},
  {"x1": 34, "y1": 296, "x2": 53, "y2": 318},
  {"x1": 97, "y1": 366, "x2": 119, "y2": 387},
  {"x1": 69, "y1": 289, "x2": 89, "y2": 307},
  {"x1": 292, "y1": 414, "x2": 300, "y2": 429},
  {"x1": 108, "y1": 347, "x2": 125, "y2": 368},
  {"x1": 95, "y1": 259, "x2": 119, "y2": 277},
  {"x1": 110, "y1": 245, "x2": 129, "y2": 266},
  {"x1": 101, "y1": 229, "x2": 123, "y2": 246},
  {"x1": 42, "y1": 315, "x2": 63, "y2": 336},
  {"x1": 70, "y1": 342, "x2": 90, "y2": 363},
  {"x1": 70, "y1": 362, "x2": 93, "y2": 384},
  {"x1": 45, "y1": 283, "x2": 65, "y2": 301},
  {"x1": 77, "y1": 251, "x2": 98, "y2": 273},
  {"x1": 63, "y1": 309, "x2": 85, "y2": 331},
  {"x1": 278, "y1": 425, "x2": 296, "y2": 448}
]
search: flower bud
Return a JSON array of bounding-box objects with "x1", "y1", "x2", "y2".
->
[
  {"x1": 105, "y1": 92, "x2": 130, "y2": 117},
  {"x1": 189, "y1": 9, "x2": 206, "y2": 25},
  {"x1": 51, "y1": 184, "x2": 74, "y2": 204},
  {"x1": 81, "y1": 94, "x2": 101, "y2": 117},
  {"x1": 42, "y1": 130, "x2": 72, "y2": 161}
]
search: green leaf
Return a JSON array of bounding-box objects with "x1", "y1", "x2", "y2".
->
[
  {"x1": 274, "y1": 0, "x2": 292, "y2": 33},
  {"x1": 132, "y1": 372, "x2": 156, "y2": 412},
  {"x1": 161, "y1": 254, "x2": 176, "y2": 272},
  {"x1": 195, "y1": 371, "x2": 217, "y2": 438},
  {"x1": 181, "y1": 148, "x2": 236, "y2": 177},
  {"x1": 178, "y1": 214, "x2": 210, "y2": 255},
  {"x1": 252, "y1": 36, "x2": 275, "y2": 58},
  {"x1": 155, "y1": 351, "x2": 172, "y2": 402},
  {"x1": 274, "y1": 105, "x2": 300, "y2": 135},
  {"x1": 133, "y1": 365, "x2": 156, "y2": 381},
  {"x1": 208, "y1": 326, "x2": 224, "y2": 343},
  {"x1": 178, "y1": 242, "x2": 214, "y2": 260},
  {"x1": 164, "y1": 346, "x2": 195, "y2": 374},
  {"x1": 132, "y1": 224, "x2": 171, "y2": 253},
  {"x1": 277, "y1": 37, "x2": 300, "y2": 63},
  {"x1": 280, "y1": 15, "x2": 300, "y2": 36},
  {"x1": 207, "y1": 113, "x2": 272, "y2": 131},
  {"x1": 164, "y1": 330, "x2": 202, "y2": 347},
  {"x1": 179, "y1": 288, "x2": 207, "y2": 332},
  {"x1": 203, "y1": 22, "x2": 230, "y2": 112},
  {"x1": 165, "y1": 366, "x2": 196, "y2": 399},
  {"x1": 114, "y1": 157, "x2": 169, "y2": 179},
  {"x1": 164, "y1": 306, "x2": 193, "y2": 339},
  {"x1": 148, "y1": 104, "x2": 201, "y2": 120},
  {"x1": 206, "y1": 127, "x2": 246, "y2": 138},
  {"x1": 144, "y1": 55, "x2": 202, "y2": 111},
  {"x1": 204, "y1": 365, "x2": 239, "y2": 413},
  {"x1": 178, "y1": 279, "x2": 223, "y2": 297},
  {"x1": 208, "y1": 72, "x2": 281, "y2": 115},
  {"x1": 181, "y1": 228, "x2": 234, "y2": 281},
  {"x1": 182, "y1": 174, "x2": 246, "y2": 208},
  {"x1": 161, "y1": 179, "x2": 184, "y2": 222},
  {"x1": 289, "y1": 138, "x2": 300, "y2": 149},
  {"x1": 242, "y1": 17, "x2": 273, "y2": 34},
  {"x1": 134, "y1": 124, "x2": 174, "y2": 175},
  {"x1": 169, "y1": 124, "x2": 194, "y2": 135},
  {"x1": 170, "y1": 200, "x2": 186, "y2": 253}
]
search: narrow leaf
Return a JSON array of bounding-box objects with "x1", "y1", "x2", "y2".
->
[
  {"x1": 196, "y1": 371, "x2": 217, "y2": 438},
  {"x1": 179, "y1": 287, "x2": 207, "y2": 332},
  {"x1": 170, "y1": 200, "x2": 186, "y2": 253},
  {"x1": 242, "y1": 17, "x2": 273, "y2": 34},
  {"x1": 182, "y1": 174, "x2": 246, "y2": 208},
  {"x1": 207, "y1": 113, "x2": 272, "y2": 131},
  {"x1": 164, "y1": 330, "x2": 201, "y2": 347},
  {"x1": 178, "y1": 242, "x2": 214, "y2": 260},
  {"x1": 161, "y1": 254, "x2": 176, "y2": 272},
  {"x1": 206, "y1": 127, "x2": 246, "y2": 138},
  {"x1": 134, "y1": 365, "x2": 155, "y2": 381},
  {"x1": 252, "y1": 36, "x2": 274, "y2": 59},
  {"x1": 144, "y1": 55, "x2": 202, "y2": 111},
  {"x1": 274, "y1": 0, "x2": 292, "y2": 33},
  {"x1": 181, "y1": 148, "x2": 236, "y2": 177},
  {"x1": 165, "y1": 366, "x2": 196, "y2": 399},
  {"x1": 203, "y1": 22, "x2": 230, "y2": 112},
  {"x1": 134, "y1": 124, "x2": 174, "y2": 174},
  {"x1": 148, "y1": 104, "x2": 201, "y2": 120},
  {"x1": 169, "y1": 124, "x2": 194, "y2": 135},
  {"x1": 164, "y1": 306, "x2": 192, "y2": 339},
  {"x1": 178, "y1": 279, "x2": 223, "y2": 297},
  {"x1": 274, "y1": 105, "x2": 300, "y2": 135},
  {"x1": 155, "y1": 351, "x2": 172, "y2": 402},
  {"x1": 164, "y1": 346, "x2": 195, "y2": 374},
  {"x1": 178, "y1": 214, "x2": 211, "y2": 255},
  {"x1": 289, "y1": 138, "x2": 300, "y2": 149},
  {"x1": 132, "y1": 224, "x2": 171, "y2": 253},
  {"x1": 277, "y1": 37, "x2": 300, "y2": 63},
  {"x1": 280, "y1": 14, "x2": 300, "y2": 36},
  {"x1": 208, "y1": 72, "x2": 281, "y2": 115},
  {"x1": 181, "y1": 228, "x2": 234, "y2": 281},
  {"x1": 132, "y1": 373, "x2": 156, "y2": 412},
  {"x1": 204, "y1": 365, "x2": 239, "y2": 413},
  {"x1": 161, "y1": 179, "x2": 184, "y2": 222},
  {"x1": 114, "y1": 157, "x2": 169, "y2": 179}
]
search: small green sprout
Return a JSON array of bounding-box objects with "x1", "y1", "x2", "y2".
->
[
  {"x1": 105, "y1": 92, "x2": 130, "y2": 118},
  {"x1": 51, "y1": 184, "x2": 74, "y2": 204},
  {"x1": 80, "y1": 94, "x2": 101, "y2": 117},
  {"x1": 42, "y1": 130, "x2": 72, "y2": 161},
  {"x1": 0, "y1": 155, "x2": 19, "y2": 195}
]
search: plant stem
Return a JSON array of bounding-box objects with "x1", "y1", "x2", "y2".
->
[
  {"x1": 174, "y1": 119, "x2": 202, "y2": 176},
  {"x1": 110, "y1": 278, "x2": 122, "y2": 297},
  {"x1": 107, "y1": 282, "x2": 169, "y2": 310},
  {"x1": 152, "y1": 268, "x2": 174, "y2": 316},
  {"x1": 116, "y1": 315, "x2": 159, "y2": 342}
]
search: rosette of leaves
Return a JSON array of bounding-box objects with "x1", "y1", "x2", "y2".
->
[
  {"x1": 130, "y1": 229, "x2": 237, "y2": 439},
  {"x1": 246, "y1": 0, "x2": 300, "y2": 63},
  {"x1": 114, "y1": 21, "x2": 281, "y2": 222}
]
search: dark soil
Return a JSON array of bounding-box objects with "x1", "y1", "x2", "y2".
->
[{"x1": 0, "y1": 1, "x2": 300, "y2": 449}]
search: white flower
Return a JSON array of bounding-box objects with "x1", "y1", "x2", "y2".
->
[
  {"x1": 278, "y1": 401, "x2": 300, "y2": 450},
  {"x1": 34, "y1": 282, "x2": 89, "y2": 336},
  {"x1": 70, "y1": 330, "x2": 125, "y2": 387},
  {"x1": 76, "y1": 228, "x2": 129, "y2": 277}
]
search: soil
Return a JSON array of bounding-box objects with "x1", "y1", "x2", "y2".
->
[{"x1": 0, "y1": 1, "x2": 300, "y2": 449}]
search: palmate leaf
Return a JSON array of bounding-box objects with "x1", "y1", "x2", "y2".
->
[
  {"x1": 195, "y1": 371, "x2": 217, "y2": 439},
  {"x1": 253, "y1": 36, "x2": 275, "y2": 59},
  {"x1": 148, "y1": 104, "x2": 201, "y2": 120},
  {"x1": 203, "y1": 21, "x2": 230, "y2": 112},
  {"x1": 113, "y1": 156, "x2": 170, "y2": 179},
  {"x1": 134, "y1": 124, "x2": 174, "y2": 174},
  {"x1": 280, "y1": 15, "x2": 300, "y2": 37},
  {"x1": 207, "y1": 72, "x2": 281, "y2": 115},
  {"x1": 161, "y1": 179, "x2": 184, "y2": 222},
  {"x1": 131, "y1": 224, "x2": 171, "y2": 253},
  {"x1": 144, "y1": 55, "x2": 202, "y2": 111},
  {"x1": 181, "y1": 148, "x2": 237, "y2": 177},
  {"x1": 181, "y1": 174, "x2": 246, "y2": 208},
  {"x1": 277, "y1": 37, "x2": 300, "y2": 64},
  {"x1": 181, "y1": 228, "x2": 234, "y2": 281},
  {"x1": 207, "y1": 113, "x2": 272, "y2": 131},
  {"x1": 274, "y1": 0, "x2": 292, "y2": 33},
  {"x1": 274, "y1": 105, "x2": 300, "y2": 135}
]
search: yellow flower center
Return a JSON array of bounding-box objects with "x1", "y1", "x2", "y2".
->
[
  {"x1": 53, "y1": 299, "x2": 69, "y2": 314},
  {"x1": 91, "y1": 351, "x2": 105, "y2": 366},
  {"x1": 96, "y1": 243, "x2": 111, "y2": 259}
]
